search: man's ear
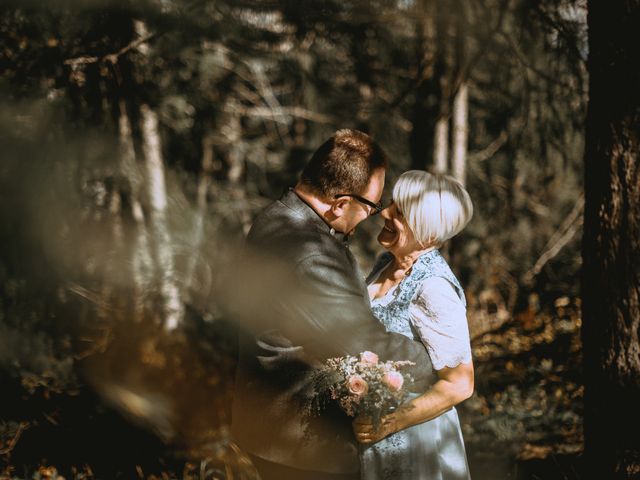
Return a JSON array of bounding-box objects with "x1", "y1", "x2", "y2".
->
[{"x1": 329, "y1": 197, "x2": 349, "y2": 217}]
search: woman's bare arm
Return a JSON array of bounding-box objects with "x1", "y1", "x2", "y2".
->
[{"x1": 353, "y1": 361, "x2": 474, "y2": 443}]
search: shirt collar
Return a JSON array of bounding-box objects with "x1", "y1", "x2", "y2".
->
[{"x1": 282, "y1": 188, "x2": 350, "y2": 243}]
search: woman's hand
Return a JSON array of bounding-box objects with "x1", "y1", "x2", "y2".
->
[{"x1": 352, "y1": 413, "x2": 400, "y2": 444}]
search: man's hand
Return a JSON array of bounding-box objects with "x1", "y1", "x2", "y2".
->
[{"x1": 352, "y1": 413, "x2": 399, "y2": 444}]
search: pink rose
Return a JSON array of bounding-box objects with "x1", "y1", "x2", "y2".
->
[
  {"x1": 360, "y1": 351, "x2": 379, "y2": 365},
  {"x1": 382, "y1": 371, "x2": 404, "y2": 391},
  {"x1": 347, "y1": 375, "x2": 369, "y2": 396}
]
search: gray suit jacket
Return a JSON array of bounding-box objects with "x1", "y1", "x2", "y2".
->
[{"x1": 231, "y1": 190, "x2": 436, "y2": 474}]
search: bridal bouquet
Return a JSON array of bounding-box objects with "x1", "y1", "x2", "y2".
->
[{"x1": 311, "y1": 351, "x2": 415, "y2": 430}]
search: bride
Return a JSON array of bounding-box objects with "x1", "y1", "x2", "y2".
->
[{"x1": 353, "y1": 170, "x2": 474, "y2": 480}]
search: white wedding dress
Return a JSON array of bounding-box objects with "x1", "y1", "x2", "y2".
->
[{"x1": 360, "y1": 250, "x2": 472, "y2": 480}]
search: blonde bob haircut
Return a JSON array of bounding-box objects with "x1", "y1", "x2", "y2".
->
[{"x1": 393, "y1": 170, "x2": 473, "y2": 247}]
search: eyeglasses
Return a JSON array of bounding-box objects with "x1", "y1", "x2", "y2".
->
[{"x1": 334, "y1": 193, "x2": 383, "y2": 216}]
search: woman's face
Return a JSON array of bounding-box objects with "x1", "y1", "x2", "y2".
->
[{"x1": 377, "y1": 201, "x2": 422, "y2": 256}]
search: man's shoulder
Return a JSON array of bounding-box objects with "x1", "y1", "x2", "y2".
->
[
  {"x1": 247, "y1": 198, "x2": 344, "y2": 263},
  {"x1": 248, "y1": 197, "x2": 302, "y2": 236}
]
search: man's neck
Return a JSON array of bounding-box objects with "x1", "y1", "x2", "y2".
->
[{"x1": 293, "y1": 184, "x2": 336, "y2": 230}]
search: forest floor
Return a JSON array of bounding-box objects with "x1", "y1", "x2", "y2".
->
[
  {"x1": 461, "y1": 296, "x2": 583, "y2": 479},
  {"x1": 1, "y1": 299, "x2": 583, "y2": 480}
]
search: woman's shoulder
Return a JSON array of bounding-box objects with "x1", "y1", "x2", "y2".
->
[
  {"x1": 413, "y1": 251, "x2": 465, "y2": 304},
  {"x1": 411, "y1": 276, "x2": 467, "y2": 314},
  {"x1": 420, "y1": 274, "x2": 458, "y2": 289}
]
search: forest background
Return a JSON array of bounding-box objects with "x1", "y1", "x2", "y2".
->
[{"x1": 0, "y1": 0, "x2": 599, "y2": 479}]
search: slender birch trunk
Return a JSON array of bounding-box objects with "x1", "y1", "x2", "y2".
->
[
  {"x1": 433, "y1": 116, "x2": 449, "y2": 174},
  {"x1": 184, "y1": 129, "x2": 215, "y2": 296},
  {"x1": 94, "y1": 187, "x2": 122, "y2": 321},
  {"x1": 225, "y1": 112, "x2": 252, "y2": 233},
  {"x1": 118, "y1": 19, "x2": 155, "y2": 323},
  {"x1": 433, "y1": 12, "x2": 455, "y2": 175},
  {"x1": 140, "y1": 104, "x2": 183, "y2": 330},
  {"x1": 104, "y1": 189, "x2": 124, "y2": 309},
  {"x1": 226, "y1": 113, "x2": 244, "y2": 185},
  {"x1": 451, "y1": 81, "x2": 468, "y2": 185},
  {"x1": 296, "y1": 44, "x2": 323, "y2": 148},
  {"x1": 118, "y1": 100, "x2": 153, "y2": 322}
]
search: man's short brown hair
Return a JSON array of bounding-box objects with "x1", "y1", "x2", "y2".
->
[{"x1": 299, "y1": 129, "x2": 388, "y2": 198}]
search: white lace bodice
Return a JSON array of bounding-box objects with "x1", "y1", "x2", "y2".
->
[{"x1": 368, "y1": 252, "x2": 472, "y2": 370}]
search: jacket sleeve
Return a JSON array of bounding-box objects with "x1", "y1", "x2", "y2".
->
[{"x1": 285, "y1": 250, "x2": 438, "y2": 390}]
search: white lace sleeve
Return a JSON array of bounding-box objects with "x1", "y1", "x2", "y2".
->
[{"x1": 409, "y1": 276, "x2": 472, "y2": 370}]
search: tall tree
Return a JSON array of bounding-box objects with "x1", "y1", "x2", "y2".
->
[
  {"x1": 451, "y1": 81, "x2": 468, "y2": 184},
  {"x1": 581, "y1": 0, "x2": 640, "y2": 477},
  {"x1": 140, "y1": 103, "x2": 184, "y2": 330}
]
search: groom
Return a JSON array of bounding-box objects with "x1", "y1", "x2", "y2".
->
[{"x1": 231, "y1": 129, "x2": 436, "y2": 480}]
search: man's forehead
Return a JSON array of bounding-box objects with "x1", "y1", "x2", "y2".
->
[{"x1": 365, "y1": 168, "x2": 385, "y2": 199}]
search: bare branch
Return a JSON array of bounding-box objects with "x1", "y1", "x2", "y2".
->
[
  {"x1": 470, "y1": 130, "x2": 509, "y2": 162},
  {"x1": 523, "y1": 195, "x2": 585, "y2": 283},
  {"x1": 224, "y1": 105, "x2": 335, "y2": 125},
  {"x1": 64, "y1": 32, "x2": 157, "y2": 67},
  {"x1": 0, "y1": 422, "x2": 29, "y2": 456},
  {"x1": 499, "y1": 30, "x2": 582, "y2": 93}
]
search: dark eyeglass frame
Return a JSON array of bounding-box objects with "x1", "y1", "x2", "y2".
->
[{"x1": 334, "y1": 193, "x2": 383, "y2": 216}]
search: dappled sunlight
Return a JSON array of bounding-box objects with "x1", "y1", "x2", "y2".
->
[{"x1": 2, "y1": 0, "x2": 624, "y2": 478}]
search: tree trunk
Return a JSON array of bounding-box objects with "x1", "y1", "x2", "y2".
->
[
  {"x1": 581, "y1": 1, "x2": 640, "y2": 477},
  {"x1": 451, "y1": 1, "x2": 468, "y2": 186},
  {"x1": 140, "y1": 104, "x2": 184, "y2": 331},
  {"x1": 451, "y1": 81, "x2": 468, "y2": 185},
  {"x1": 433, "y1": 115, "x2": 449, "y2": 174},
  {"x1": 184, "y1": 128, "x2": 215, "y2": 298},
  {"x1": 118, "y1": 100, "x2": 153, "y2": 322},
  {"x1": 409, "y1": 0, "x2": 440, "y2": 171},
  {"x1": 432, "y1": 5, "x2": 455, "y2": 175},
  {"x1": 296, "y1": 46, "x2": 323, "y2": 149}
]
